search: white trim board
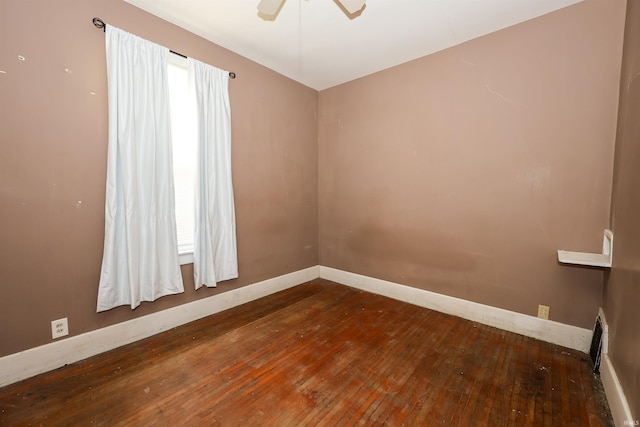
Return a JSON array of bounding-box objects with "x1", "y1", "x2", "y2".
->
[
  {"x1": 319, "y1": 266, "x2": 592, "y2": 352},
  {"x1": 597, "y1": 309, "x2": 635, "y2": 427},
  {"x1": 1, "y1": 265, "x2": 596, "y2": 388},
  {"x1": 0, "y1": 266, "x2": 319, "y2": 388},
  {"x1": 601, "y1": 354, "x2": 635, "y2": 427}
]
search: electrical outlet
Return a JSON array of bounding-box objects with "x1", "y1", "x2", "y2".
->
[
  {"x1": 537, "y1": 305, "x2": 550, "y2": 320},
  {"x1": 51, "y1": 318, "x2": 69, "y2": 339}
]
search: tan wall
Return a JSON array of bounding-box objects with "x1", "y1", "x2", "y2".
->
[
  {"x1": 0, "y1": 0, "x2": 318, "y2": 357},
  {"x1": 0, "y1": 0, "x2": 628, "y2": 361},
  {"x1": 606, "y1": 0, "x2": 640, "y2": 419},
  {"x1": 318, "y1": 0, "x2": 625, "y2": 328}
]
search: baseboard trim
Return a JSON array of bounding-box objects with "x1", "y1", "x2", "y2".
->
[
  {"x1": 0, "y1": 265, "x2": 320, "y2": 388},
  {"x1": 587, "y1": 309, "x2": 635, "y2": 425},
  {"x1": 601, "y1": 354, "x2": 635, "y2": 427},
  {"x1": 319, "y1": 266, "x2": 592, "y2": 352},
  {"x1": 0, "y1": 265, "x2": 597, "y2": 388},
  {"x1": 598, "y1": 309, "x2": 635, "y2": 427}
]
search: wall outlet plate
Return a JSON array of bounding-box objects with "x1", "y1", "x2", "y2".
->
[
  {"x1": 51, "y1": 318, "x2": 69, "y2": 339},
  {"x1": 538, "y1": 305, "x2": 550, "y2": 320}
]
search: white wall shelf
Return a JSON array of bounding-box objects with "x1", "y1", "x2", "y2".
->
[{"x1": 557, "y1": 229, "x2": 613, "y2": 268}]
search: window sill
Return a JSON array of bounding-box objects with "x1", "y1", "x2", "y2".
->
[{"x1": 179, "y1": 251, "x2": 194, "y2": 265}]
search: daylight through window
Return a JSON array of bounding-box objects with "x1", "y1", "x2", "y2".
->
[{"x1": 168, "y1": 54, "x2": 197, "y2": 260}]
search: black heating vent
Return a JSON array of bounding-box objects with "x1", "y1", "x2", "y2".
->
[{"x1": 589, "y1": 315, "x2": 604, "y2": 373}]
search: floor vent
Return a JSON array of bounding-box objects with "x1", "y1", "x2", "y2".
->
[{"x1": 589, "y1": 309, "x2": 607, "y2": 373}]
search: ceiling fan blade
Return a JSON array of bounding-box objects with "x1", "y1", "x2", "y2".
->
[
  {"x1": 337, "y1": 0, "x2": 366, "y2": 14},
  {"x1": 257, "y1": 0, "x2": 286, "y2": 16}
]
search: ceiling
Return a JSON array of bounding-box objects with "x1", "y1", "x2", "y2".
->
[{"x1": 124, "y1": 0, "x2": 582, "y2": 91}]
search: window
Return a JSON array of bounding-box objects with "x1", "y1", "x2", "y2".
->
[
  {"x1": 168, "y1": 54, "x2": 196, "y2": 265},
  {"x1": 99, "y1": 26, "x2": 237, "y2": 310}
]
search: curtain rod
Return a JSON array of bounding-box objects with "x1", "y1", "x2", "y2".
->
[{"x1": 92, "y1": 18, "x2": 236, "y2": 79}]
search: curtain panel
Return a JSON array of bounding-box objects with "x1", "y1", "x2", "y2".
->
[
  {"x1": 189, "y1": 58, "x2": 238, "y2": 289},
  {"x1": 97, "y1": 26, "x2": 184, "y2": 312}
]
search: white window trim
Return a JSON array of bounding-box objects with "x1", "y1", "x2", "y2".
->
[{"x1": 179, "y1": 250, "x2": 194, "y2": 265}]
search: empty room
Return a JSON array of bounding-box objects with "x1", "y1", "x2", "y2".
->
[{"x1": 0, "y1": 0, "x2": 638, "y2": 425}]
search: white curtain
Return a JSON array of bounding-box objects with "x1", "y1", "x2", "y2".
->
[
  {"x1": 97, "y1": 26, "x2": 184, "y2": 312},
  {"x1": 189, "y1": 58, "x2": 238, "y2": 289}
]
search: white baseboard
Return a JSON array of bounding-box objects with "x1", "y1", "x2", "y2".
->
[
  {"x1": 0, "y1": 265, "x2": 597, "y2": 389},
  {"x1": 601, "y1": 354, "x2": 635, "y2": 427},
  {"x1": 0, "y1": 265, "x2": 319, "y2": 388},
  {"x1": 319, "y1": 266, "x2": 592, "y2": 352},
  {"x1": 597, "y1": 310, "x2": 635, "y2": 427}
]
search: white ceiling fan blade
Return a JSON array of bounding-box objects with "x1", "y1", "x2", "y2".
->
[
  {"x1": 337, "y1": 0, "x2": 366, "y2": 14},
  {"x1": 258, "y1": 0, "x2": 286, "y2": 16}
]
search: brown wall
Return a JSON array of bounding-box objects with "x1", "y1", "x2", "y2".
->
[
  {"x1": 318, "y1": 0, "x2": 625, "y2": 328},
  {"x1": 0, "y1": 0, "x2": 318, "y2": 357},
  {"x1": 606, "y1": 0, "x2": 640, "y2": 419}
]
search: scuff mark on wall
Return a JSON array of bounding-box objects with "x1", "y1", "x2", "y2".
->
[
  {"x1": 538, "y1": 220, "x2": 554, "y2": 248},
  {"x1": 484, "y1": 83, "x2": 525, "y2": 107},
  {"x1": 517, "y1": 165, "x2": 551, "y2": 193},
  {"x1": 626, "y1": 70, "x2": 640, "y2": 91}
]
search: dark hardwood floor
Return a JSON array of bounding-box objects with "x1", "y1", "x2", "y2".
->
[{"x1": 0, "y1": 279, "x2": 612, "y2": 426}]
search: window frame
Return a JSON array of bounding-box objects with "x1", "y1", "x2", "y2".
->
[{"x1": 168, "y1": 53, "x2": 195, "y2": 266}]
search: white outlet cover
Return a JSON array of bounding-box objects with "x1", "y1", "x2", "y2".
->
[
  {"x1": 51, "y1": 318, "x2": 69, "y2": 339},
  {"x1": 537, "y1": 305, "x2": 550, "y2": 320}
]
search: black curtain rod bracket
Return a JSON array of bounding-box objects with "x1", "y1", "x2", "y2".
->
[
  {"x1": 92, "y1": 17, "x2": 236, "y2": 79},
  {"x1": 93, "y1": 17, "x2": 106, "y2": 32}
]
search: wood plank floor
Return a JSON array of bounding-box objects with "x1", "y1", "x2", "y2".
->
[{"x1": 0, "y1": 279, "x2": 612, "y2": 426}]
